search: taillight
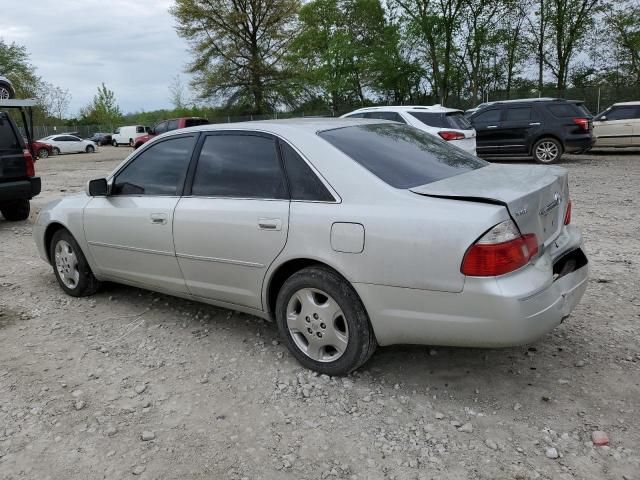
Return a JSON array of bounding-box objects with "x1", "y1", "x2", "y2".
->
[
  {"x1": 564, "y1": 199, "x2": 572, "y2": 225},
  {"x1": 438, "y1": 131, "x2": 465, "y2": 141},
  {"x1": 461, "y1": 220, "x2": 539, "y2": 276},
  {"x1": 573, "y1": 117, "x2": 589, "y2": 132},
  {"x1": 23, "y1": 149, "x2": 35, "y2": 177}
]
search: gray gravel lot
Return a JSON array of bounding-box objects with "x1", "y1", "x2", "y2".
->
[{"x1": 1, "y1": 146, "x2": 639, "y2": 479}]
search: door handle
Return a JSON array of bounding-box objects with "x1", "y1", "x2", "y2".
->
[
  {"x1": 258, "y1": 218, "x2": 282, "y2": 231},
  {"x1": 487, "y1": 125, "x2": 498, "y2": 129},
  {"x1": 529, "y1": 122, "x2": 541, "y2": 126},
  {"x1": 150, "y1": 213, "x2": 168, "y2": 225}
]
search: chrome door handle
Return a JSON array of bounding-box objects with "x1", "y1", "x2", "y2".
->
[
  {"x1": 150, "y1": 213, "x2": 167, "y2": 225},
  {"x1": 529, "y1": 122, "x2": 541, "y2": 126},
  {"x1": 487, "y1": 125, "x2": 498, "y2": 129},
  {"x1": 258, "y1": 218, "x2": 282, "y2": 231}
]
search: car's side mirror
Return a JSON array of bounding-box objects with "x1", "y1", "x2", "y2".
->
[
  {"x1": 599, "y1": 115, "x2": 607, "y2": 121},
  {"x1": 88, "y1": 178, "x2": 109, "y2": 196}
]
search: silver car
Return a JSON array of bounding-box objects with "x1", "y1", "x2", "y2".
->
[
  {"x1": 33, "y1": 119, "x2": 589, "y2": 375},
  {"x1": 0, "y1": 75, "x2": 15, "y2": 99}
]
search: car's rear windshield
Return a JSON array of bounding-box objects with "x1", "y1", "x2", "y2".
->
[
  {"x1": 408, "y1": 111, "x2": 472, "y2": 130},
  {"x1": 319, "y1": 123, "x2": 487, "y2": 189},
  {"x1": 548, "y1": 102, "x2": 591, "y2": 118},
  {"x1": 0, "y1": 115, "x2": 21, "y2": 153}
]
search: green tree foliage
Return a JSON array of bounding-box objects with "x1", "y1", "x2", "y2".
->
[
  {"x1": 171, "y1": 0, "x2": 300, "y2": 114},
  {"x1": 79, "y1": 83, "x2": 123, "y2": 127},
  {"x1": 0, "y1": 39, "x2": 40, "y2": 98},
  {"x1": 605, "y1": 1, "x2": 640, "y2": 85}
]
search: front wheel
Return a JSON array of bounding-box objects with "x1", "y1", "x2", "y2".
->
[
  {"x1": 50, "y1": 229, "x2": 100, "y2": 297},
  {"x1": 533, "y1": 138, "x2": 562, "y2": 164},
  {"x1": 112, "y1": 140, "x2": 118, "y2": 147},
  {"x1": 86, "y1": 145, "x2": 95, "y2": 153},
  {"x1": 275, "y1": 266, "x2": 377, "y2": 375},
  {"x1": 38, "y1": 148, "x2": 49, "y2": 158},
  {"x1": 0, "y1": 199, "x2": 30, "y2": 221},
  {"x1": 53, "y1": 147, "x2": 60, "y2": 155}
]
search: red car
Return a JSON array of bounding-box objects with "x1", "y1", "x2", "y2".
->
[
  {"x1": 24, "y1": 138, "x2": 54, "y2": 159},
  {"x1": 133, "y1": 117, "x2": 209, "y2": 149}
]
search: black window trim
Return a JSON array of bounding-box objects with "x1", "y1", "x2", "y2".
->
[
  {"x1": 181, "y1": 129, "x2": 340, "y2": 203},
  {"x1": 109, "y1": 132, "x2": 199, "y2": 197}
]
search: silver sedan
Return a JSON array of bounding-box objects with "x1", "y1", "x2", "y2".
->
[{"x1": 33, "y1": 119, "x2": 589, "y2": 375}]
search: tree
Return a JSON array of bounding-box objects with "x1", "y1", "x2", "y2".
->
[
  {"x1": 171, "y1": 0, "x2": 300, "y2": 114},
  {"x1": 605, "y1": 2, "x2": 640, "y2": 86},
  {"x1": 393, "y1": 0, "x2": 466, "y2": 104},
  {"x1": 80, "y1": 83, "x2": 123, "y2": 126},
  {"x1": 169, "y1": 74, "x2": 189, "y2": 109},
  {"x1": 37, "y1": 82, "x2": 72, "y2": 120}
]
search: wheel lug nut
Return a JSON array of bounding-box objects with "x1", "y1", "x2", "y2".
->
[
  {"x1": 313, "y1": 313, "x2": 319, "y2": 319},
  {"x1": 317, "y1": 332, "x2": 322, "y2": 338},
  {"x1": 305, "y1": 316, "x2": 310, "y2": 323},
  {"x1": 307, "y1": 328, "x2": 312, "y2": 334},
  {"x1": 320, "y1": 323, "x2": 326, "y2": 329}
]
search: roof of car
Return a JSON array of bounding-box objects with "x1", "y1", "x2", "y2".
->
[
  {"x1": 611, "y1": 101, "x2": 640, "y2": 106},
  {"x1": 170, "y1": 117, "x2": 392, "y2": 136},
  {"x1": 346, "y1": 105, "x2": 462, "y2": 114}
]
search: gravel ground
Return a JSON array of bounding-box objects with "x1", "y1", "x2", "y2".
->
[{"x1": 1, "y1": 146, "x2": 639, "y2": 480}]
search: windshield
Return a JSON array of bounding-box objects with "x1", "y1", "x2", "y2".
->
[
  {"x1": 409, "y1": 111, "x2": 472, "y2": 130},
  {"x1": 319, "y1": 123, "x2": 487, "y2": 189}
]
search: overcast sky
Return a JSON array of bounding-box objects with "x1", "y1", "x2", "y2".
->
[{"x1": 1, "y1": 0, "x2": 193, "y2": 116}]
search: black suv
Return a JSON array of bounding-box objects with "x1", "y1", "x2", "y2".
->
[
  {"x1": 468, "y1": 98, "x2": 593, "y2": 164},
  {"x1": 0, "y1": 111, "x2": 41, "y2": 220}
]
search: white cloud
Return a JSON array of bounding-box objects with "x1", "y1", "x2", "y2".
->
[{"x1": 1, "y1": 0, "x2": 194, "y2": 115}]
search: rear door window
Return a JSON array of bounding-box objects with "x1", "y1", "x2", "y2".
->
[
  {"x1": 319, "y1": 123, "x2": 487, "y2": 189},
  {"x1": 191, "y1": 134, "x2": 287, "y2": 199},
  {"x1": 185, "y1": 118, "x2": 209, "y2": 127},
  {"x1": 504, "y1": 107, "x2": 532, "y2": 121},
  {"x1": 445, "y1": 112, "x2": 472, "y2": 129},
  {"x1": 167, "y1": 119, "x2": 179, "y2": 131},
  {"x1": 154, "y1": 122, "x2": 169, "y2": 135}
]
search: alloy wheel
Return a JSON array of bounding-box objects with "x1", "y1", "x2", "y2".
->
[
  {"x1": 286, "y1": 288, "x2": 349, "y2": 362},
  {"x1": 535, "y1": 141, "x2": 559, "y2": 163},
  {"x1": 0, "y1": 87, "x2": 10, "y2": 99},
  {"x1": 54, "y1": 240, "x2": 80, "y2": 289}
]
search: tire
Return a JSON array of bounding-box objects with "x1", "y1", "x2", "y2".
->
[
  {"x1": 112, "y1": 140, "x2": 118, "y2": 147},
  {"x1": 0, "y1": 84, "x2": 13, "y2": 100},
  {"x1": 128, "y1": 139, "x2": 134, "y2": 147},
  {"x1": 53, "y1": 147, "x2": 61, "y2": 155},
  {"x1": 86, "y1": 145, "x2": 95, "y2": 153},
  {"x1": 0, "y1": 199, "x2": 30, "y2": 221},
  {"x1": 49, "y1": 229, "x2": 100, "y2": 297},
  {"x1": 275, "y1": 266, "x2": 377, "y2": 375},
  {"x1": 533, "y1": 137, "x2": 562, "y2": 164},
  {"x1": 38, "y1": 148, "x2": 49, "y2": 159}
]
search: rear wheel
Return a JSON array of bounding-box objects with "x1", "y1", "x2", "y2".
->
[
  {"x1": 49, "y1": 229, "x2": 100, "y2": 297},
  {"x1": 38, "y1": 148, "x2": 49, "y2": 158},
  {"x1": 86, "y1": 145, "x2": 95, "y2": 153},
  {"x1": 0, "y1": 85, "x2": 12, "y2": 100},
  {"x1": 0, "y1": 199, "x2": 30, "y2": 221},
  {"x1": 53, "y1": 147, "x2": 60, "y2": 155},
  {"x1": 112, "y1": 140, "x2": 118, "y2": 147},
  {"x1": 533, "y1": 138, "x2": 562, "y2": 164},
  {"x1": 275, "y1": 266, "x2": 377, "y2": 375},
  {"x1": 129, "y1": 139, "x2": 134, "y2": 147}
]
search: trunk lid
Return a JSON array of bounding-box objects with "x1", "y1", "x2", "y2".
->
[{"x1": 410, "y1": 164, "x2": 569, "y2": 248}]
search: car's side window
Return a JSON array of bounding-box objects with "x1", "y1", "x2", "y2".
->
[
  {"x1": 365, "y1": 111, "x2": 406, "y2": 124},
  {"x1": 168, "y1": 119, "x2": 179, "y2": 131},
  {"x1": 136, "y1": 126, "x2": 145, "y2": 133},
  {"x1": 345, "y1": 113, "x2": 366, "y2": 119},
  {"x1": 154, "y1": 122, "x2": 169, "y2": 135},
  {"x1": 191, "y1": 134, "x2": 287, "y2": 199},
  {"x1": 112, "y1": 136, "x2": 195, "y2": 196},
  {"x1": 473, "y1": 109, "x2": 501, "y2": 123},
  {"x1": 279, "y1": 141, "x2": 335, "y2": 202},
  {"x1": 606, "y1": 107, "x2": 636, "y2": 121},
  {"x1": 505, "y1": 107, "x2": 532, "y2": 121}
]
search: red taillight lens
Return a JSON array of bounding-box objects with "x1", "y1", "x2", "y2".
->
[
  {"x1": 461, "y1": 220, "x2": 539, "y2": 276},
  {"x1": 438, "y1": 131, "x2": 465, "y2": 141},
  {"x1": 23, "y1": 149, "x2": 35, "y2": 177},
  {"x1": 564, "y1": 199, "x2": 572, "y2": 225},
  {"x1": 573, "y1": 117, "x2": 589, "y2": 132}
]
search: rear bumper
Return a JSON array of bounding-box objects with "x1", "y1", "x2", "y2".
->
[
  {"x1": 564, "y1": 136, "x2": 595, "y2": 153},
  {"x1": 0, "y1": 177, "x2": 41, "y2": 202},
  {"x1": 355, "y1": 225, "x2": 588, "y2": 347}
]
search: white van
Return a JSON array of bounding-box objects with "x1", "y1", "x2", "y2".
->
[{"x1": 112, "y1": 125, "x2": 150, "y2": 147}]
